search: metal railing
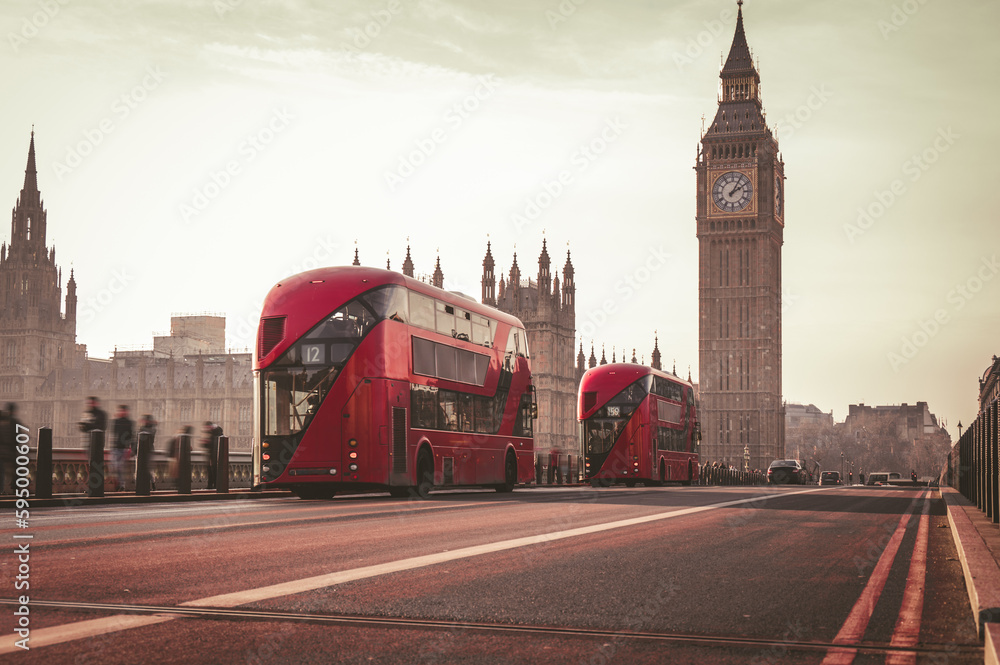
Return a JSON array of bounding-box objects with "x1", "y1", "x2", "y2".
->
[{"x1": 945, "y1": 401, "x2": 999, "y2": 521}]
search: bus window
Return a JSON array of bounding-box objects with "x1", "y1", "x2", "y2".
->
[
  {"x1": 472, "y1": 316, "x2": 492, "y2": 347},
  {"x1": 409, "y1": 292, "x2": 435, "y2": 330},
  {"x1": 435, "y1": 302, "x2": 454, "y2": 336},
  {"x1": 454, "y1": 310, "x2": 472, "y2": 341},
  {"x1": 458, "y1": 393, "x2": 475, "y2": 433},
  {"x1": 411, "y1": 384, "x2": 438, "y2": 429},
  {"x1": 364, "y1": 285, "x2": 409, "y2": 323},
  {"x1": 438, "y1": 390, "x2": 458, "y2": 431}
]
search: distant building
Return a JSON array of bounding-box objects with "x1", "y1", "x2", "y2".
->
[
  {"x1": 980, "y1": 355, "x2": 1000, "y2": 413},
  {"x1": 844, "y1": 402, "x2": 946, "y2": 443},
  {"x1": 785, "y1": 403, "x2": 834, "y2": 430}
]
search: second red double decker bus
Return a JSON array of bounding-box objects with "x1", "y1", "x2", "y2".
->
[
  {"x1": 253, "y1": 266, "x2": 536, "y2": 499},
  {"x1": 579, "y1": 363, "x2": 700, "y2": 487}
]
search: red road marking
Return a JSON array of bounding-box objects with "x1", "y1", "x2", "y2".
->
[
  {"x1": 821, "y1": 490, "x2": 926, "y2": 665},
  {"x1": 885, "y1": 498, "x2": 931, "y2": 665}
]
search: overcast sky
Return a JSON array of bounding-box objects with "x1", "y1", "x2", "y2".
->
[{"x1": 1, "y1": 0, "x2": 996, "y2": 434}]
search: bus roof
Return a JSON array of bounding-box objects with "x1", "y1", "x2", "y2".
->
[
  {"x1": 580, "y1": 362, "x2": 692, "y2": 390},
  {"x1": 256, "y1": 266, "x2": 526, "y2": 366}
]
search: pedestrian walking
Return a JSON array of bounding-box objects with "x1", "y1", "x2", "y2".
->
[
  {"x1": 138, "y1": 414, "x2": 157, "y2": 491},
  {"x1": 201, "y1": 421, "x2": 223, "y2": 490},
  {"x1": 78, "y1": 396, "x2": 107, "y2": 437},
  {"x1": 0, "y1": 403, "x2": 20, "y2": 494},
  {"x1": 111, "y1": 405, "x2": 134, "y2": 491}
]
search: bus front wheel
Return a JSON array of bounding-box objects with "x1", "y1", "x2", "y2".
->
[
  {"x1": 496, "y1": 451, "x2": 517, "y2": 493},
  {"x1": 416, "y1": 453, "x2": 434, "y2": 499}
]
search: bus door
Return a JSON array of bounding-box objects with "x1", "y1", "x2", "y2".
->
[
  {"x1": 342, "y1": 378, "x2": 391, "y2": 484},
  {"x1": 386, "y1": 381, "x2": 409, "y2": 487},
  {"x1": 627, "y1": 424, "x2": 645, "y2": 482}
]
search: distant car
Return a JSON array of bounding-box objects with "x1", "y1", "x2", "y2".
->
[
  {"x1": 819, "y1": 471, "x2": 842, "y2": 486},
  {"x1": 867, "y1": 472, "x2": 890, "y2": 486},
  {"x1": 767, "y1": 459, "x2": 809, "y2": 485}
]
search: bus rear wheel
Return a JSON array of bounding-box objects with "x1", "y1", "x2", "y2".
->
[
  {"x1": 416, "y1": 452, "x2": 434, "y2": 499},
  {"x1": 496, "y1": 451, "x2": 517, "y2": 493},
  {"x1": 388, "y1": 486, "x2": 409, "y2": 498}
]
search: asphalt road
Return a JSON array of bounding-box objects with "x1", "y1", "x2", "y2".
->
[{"x1": 0, "y1": 485, "x2": 983, "y2": 664}]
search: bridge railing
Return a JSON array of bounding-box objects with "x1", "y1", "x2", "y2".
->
[
  {"x1": 21, "y1": 445, "x2": 253, "y2": 495},
  {"x1": 945, "y1": 400, "x2": 999, "y2": 522}
]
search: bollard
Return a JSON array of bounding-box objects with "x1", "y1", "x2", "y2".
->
[
  {"x1": 535, "y1": 456, "x2": 542, "y2": 485},
  {"x1": 566, "y1": 455, "x2": 573, "y2": 484},
  {"x1": 36, "y1": 427, "x2": 53, "y2": 499},
  {"x1": 135, "y1": 431, "x2": 152, "y2": 496},
  {"x1": 216, "y1": 435, "x2": 230, "y2": 494},
  {"x1": 87, "y1": 430, "x2": 105, "y2": 498},
  {"x1": 177, "y1": 433, "x2": 192, "y2": 494}
]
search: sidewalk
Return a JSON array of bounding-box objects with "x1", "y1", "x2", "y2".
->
[
  {"x1": 0, "y1": 487, "x2": 292, "y2": 508},
  {"x1": 941, "y1": 487, "x2": 1000, "y2": 664}
]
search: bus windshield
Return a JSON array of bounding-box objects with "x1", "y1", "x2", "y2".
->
[
  {"x1": 583, "y1": 376, "x2": 650, "y2": 455},
  {"x1": 261, "y1": 285, "x2": 406, "y2": 437}
]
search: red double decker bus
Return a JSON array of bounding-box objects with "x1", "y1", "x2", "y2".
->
[
  {"x1": 253, "y1": 266, "x2": 536, "y2": 499},
  {"x1": 579, "y1": 363, "x2": 700, "y2": 487}
]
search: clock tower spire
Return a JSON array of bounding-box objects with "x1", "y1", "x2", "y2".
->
[{"x1": 695, "y1": 3, "x2": 785, "y2": 471}]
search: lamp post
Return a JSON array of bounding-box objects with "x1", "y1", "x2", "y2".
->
[{"x1": 841, "y1": 452, "x2": 844, "y2": 480}]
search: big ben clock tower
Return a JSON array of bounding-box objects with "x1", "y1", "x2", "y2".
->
[{"x1": 696, "y1": 1, "x2": 784, "y2": 471}]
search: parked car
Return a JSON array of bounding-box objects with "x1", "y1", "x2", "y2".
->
[
  {"x1": 767, "y1": 459, "x2": 809, "y2": 485},
  {"x1": 819, "y1": 471, "x2": 842, "y2": 486}
]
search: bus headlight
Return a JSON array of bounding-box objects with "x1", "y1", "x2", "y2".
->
[
  {"x1": 349, "y1": 463, "x2": 358, "y2": 472},
  {"x1": 349, "y1": 451, "x2": 358, "y2": 460}
]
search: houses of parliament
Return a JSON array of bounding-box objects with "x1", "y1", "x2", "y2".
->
[{"x1": 1, "y1": 4, "x2": 785, "y2": 465}]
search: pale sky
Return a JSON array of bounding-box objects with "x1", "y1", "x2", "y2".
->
[{"x1": 1, "y1": 0, "x2": 996, "y2": 435}]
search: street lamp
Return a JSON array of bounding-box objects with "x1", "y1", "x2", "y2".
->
[{"x1": 841, "y1": 452, "x2": 844, "y2": 480}]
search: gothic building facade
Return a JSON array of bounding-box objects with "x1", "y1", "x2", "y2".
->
[
  {"x1": 0, "y1": 132, "x2": 253, "y2": 450},
  {"x1": 0, "y1": 132, "x2": 85, "y2": 414},
  {"x1": 483, "y1": 240, "x2": 578, "y2": 456},
  {"x1": 695, "y1": 3, "x2": 785, "y2": 470}
]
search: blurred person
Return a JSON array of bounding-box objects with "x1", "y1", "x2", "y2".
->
[
  {"x1": 78, "y1": 396, "x2": 107, "y2": 437},
  {"x1": 138, "y1": 414, "x2": 158, "y2": 491},
  {"x1": 168, "y1": 425, "x2": 194, "y2": 481},
  {"x1": 0, "y1": 403, "x2": 20, "y2": 494},
  {"x1": 201, "y1": 421, "x2": 223, "y2": 490},
  {"x1": 111, "y1": 405, "x2": 134, "y2": 492}
]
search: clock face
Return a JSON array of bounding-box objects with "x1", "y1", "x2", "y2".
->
[
  {"x1": 774, "y1": 175, "x2": 783, "y2": 217},
  {"x1": 712, "y1": 171, "x2": 753, "y2": 213}
]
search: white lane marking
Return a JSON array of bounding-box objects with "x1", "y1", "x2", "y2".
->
[
  {"x1": 0, "y1": 615, "x2": 173, "y2": 654},
  {"x1": 0, "y1": 487, "x2": 824, "y2": 654}
]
